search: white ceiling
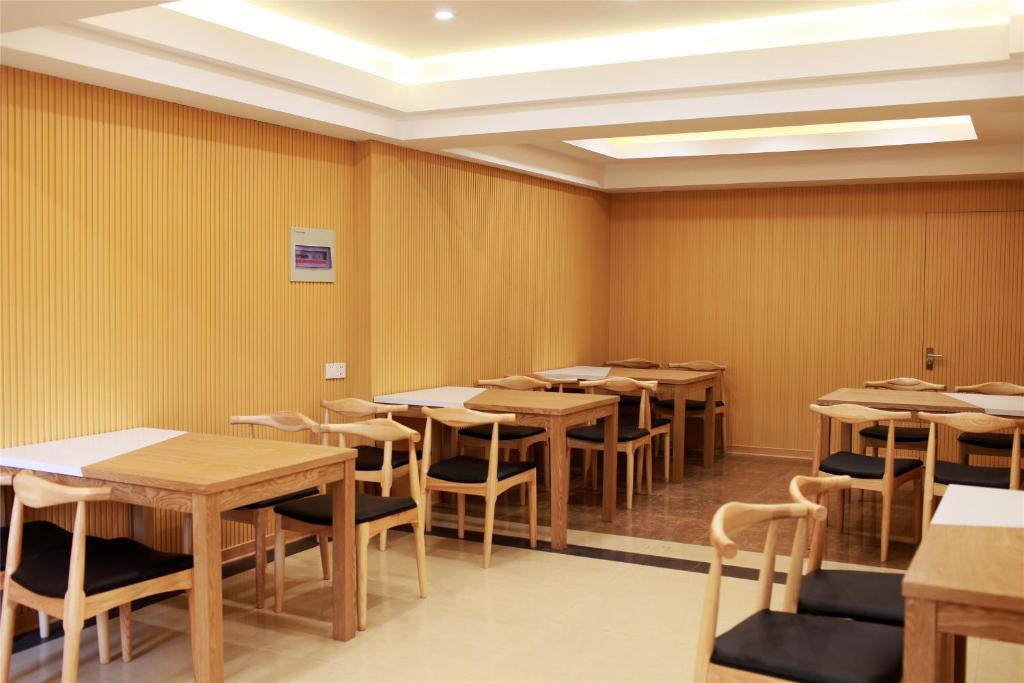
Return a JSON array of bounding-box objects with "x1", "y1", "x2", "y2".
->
[
  {"x1": 1, "y1": 0, "x2": 1021, "y2": 191},
  {"x1": 249, "y1": 1, "x2": 883, "y2": 58}
]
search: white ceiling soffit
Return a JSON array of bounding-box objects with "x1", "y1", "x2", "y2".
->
[{"x1": 0, "y1": 0, "x2": 1022, "y2": 191}]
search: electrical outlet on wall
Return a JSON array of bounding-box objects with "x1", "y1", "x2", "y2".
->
[{"x1": 325, "y1": 362, "x2": 346, "y2": 380}]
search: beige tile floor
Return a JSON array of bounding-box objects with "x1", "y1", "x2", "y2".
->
[{"x1": 10, "y1": 521, "x2": 1023, "y2": 683}]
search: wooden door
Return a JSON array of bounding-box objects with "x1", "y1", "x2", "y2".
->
[{"x1": 923, "y1": 211, "x2": 1024, "y2": 463}]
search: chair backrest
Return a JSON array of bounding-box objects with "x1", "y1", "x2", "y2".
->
[
  {"x1": 477, "y1": 375, "x2": 551, "y2": 391},
  {"x1": 581, "y1": 377, "x2": 658, "y2": 429},
  {"x1": 809, "y1": 403, "x2": 912, "y2": 474},
  {"x1": 694, "y1": 501, "x2": 818, "y2": 682},
  {"x1": 864, "y1": 377, "x2": 945, "y2": 391},
  {"x1": 919, "y1": 412, "x2": 1022, "y2": 491},
  {"x1": 321, "y1": 419, "x2": 424, "y2": 503},
  {"x1": 541, "y1": 376, "x2": 578, "y2": 393},
  {"x1": 4, "y1": 473, "x2": 111, "y2": 603},
  {"x1": 229, "y1": 411, "x2": 321, "y2": 441},
  {"x1": 668, "y1": 360, "x2": 726, "y2": 371},
  {"x1": 320, "y1": 398, "x2": 409, "y2": 446},
  {"x1": 954, "y1": 381, "x2": 1024, "y2": 396},
  {"x1": 605, "y1": 358, "x2": 660, "y2": 369},
  {"x1": 421, "y1": 407, "x2": 516, "y2": 486},
  {"x1": 788, "y1": 475, "x2": 852, "y2": 574}
]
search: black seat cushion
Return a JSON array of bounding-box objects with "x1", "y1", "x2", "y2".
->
[
  {"x1": 238, "y1": 487, "x2": 320, "y2": 510},
  {"x1": 819, "y1": 451, "x2": 922, "y2": 479},
  {"x1": 958, "y1": 432, "x2": 1016, "y2": 451},
  {"x1": 654, "y1": 399, "x2": 725, "y2": 411},
  {"x1": 711, "y1": 609, "x2": 903, "y2": 683},
  {"x1": 458, "y1": 424, "x2": 546, "y2": 441},
  {"x1": 619, "y1": 395, "x2": 641, "y2": 407},
  {"x1": 650, "y1": 417, "x2": 671, "y2": 429},
  {"x1": 934, "y1": 461, "x2": 1014, "y2": 488},
  {"x1": 275, "y1": 493, "x2": 416, "y2": 526},
  {"x1": 355, "y1": 444, "x2": 411, "y2": 471},
  {"x1": 12, "y1": 536, "x2": 193, "y2": 598},
  {"x1": 799, "y1": 570, "x2": 904, "y2": 626},
  {"x1": 1, "y1": 521, "x2": 72, "y2": 571},
  {"x1": 567, "y1": 418, "x2": 650, "y2": 443},
  {"x1": 859, "y1": 425, "x2": 929, "y2": 443},
  {"x1": 426, "y1": 456, "x2": 536, "y2": 484}
]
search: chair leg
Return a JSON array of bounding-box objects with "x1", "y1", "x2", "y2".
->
[
  {"x1": 528, "y1": 477, "x2": 538, "y2": 549},
  {"x1": 582, "y1": 449, "x2": 592, "y2": 487},
  {"x1": 519, "y1": 445, "x2": 528, "y2": 506},
  {"x1": 413, "y1": 520, "x2": 428, "y2": 599},
  {"x1": 318, "y1": 535, "x2": 331, "y2": 580},
  {"x1": 880, "y1": 485, "x2": 893, "y2": 563},
  {"x1": 457, "y1": 494, "x2": 466, "y2": 539},
  {"x1": 482, "y1": 494, "x2": 497, "y2": 569},
  {"x1": 38, "y1": 611, "x2": 50, "y2": 639},
  {"x1": 62, "y1": 595, "x2": 85, "y2": 683},
  {"x1": 118, "y1": 605, "x2": 132, "y2": 662},
  {"x1": 626, "y1": 446, "x2": 635, "y2": 510},
  {"x1": 357, "y1": 525, "x2": 369, "y2": 631},
  {"x1": 645, "y1": 443, "x2": 653, "y2": 494},
  {"x1": 96, "y1": 610, "x2": 111, "y2": 664},
  {"x1": 380, "y1": 478, "x2": 392, "y2": 551},
  {"x1": 253, "y1": 510, "x2": 267, "y2": 609},
  {"x1": 425, "y1": 489, "x2": 433, "y2": 532},
  {"x1": 273, "y1": 514, "x2": 286, "y2": 613},
  {"x1": 635, "y1": 447, "x2": 645, "y2": 495},
  {"x1": 663, "y1": 433, "x2": 671, "y2": 483},
  {"x1": 0, "y1": 591, "x2": 17, "y2": 681}
]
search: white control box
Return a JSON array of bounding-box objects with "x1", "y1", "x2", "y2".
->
[{"x1": 325, "y1": 362, "x2": 347, "y2": 380}]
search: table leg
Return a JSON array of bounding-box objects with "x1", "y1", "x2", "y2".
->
[
  {"x1": 190, "y1": 493, "x2": 223, "y2": 683},
  {"x1": 329, "y1": 460, "x2": 356, "y2": 641},
  {"x1": 602, "y1": 405, "x2": 620, "y2": 523},
  {"x1": 670, "y1": 385, "x2": 686, "y2": 483},
  {"x1": 905, "y1": 598, "x2": 941, "y2": 683},
  {"x1": 549, "y1": 416, "x2": 569, "y2": 550},
  {"x1": 703, "y1": 383, "x2": 715, "y2": 468},
  {"x1": 839, "y1": 422, "x2": 852, "y2": 452}
]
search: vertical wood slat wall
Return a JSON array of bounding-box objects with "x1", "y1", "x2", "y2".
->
[{"x1": 608, "y1": 182, "x2": 1024, "y2": 458}]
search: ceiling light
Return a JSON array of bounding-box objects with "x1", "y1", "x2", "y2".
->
[{"x1": 434, "y1": 9, "x2": 454, "y2": 21}]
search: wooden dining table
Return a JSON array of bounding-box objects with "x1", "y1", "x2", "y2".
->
[
  {"x1": 0, "y1": 428, "x2": 356, "y2": 682},
  {"x1": 903, "y1": 486, "x2": 1024, "y2": 682}
]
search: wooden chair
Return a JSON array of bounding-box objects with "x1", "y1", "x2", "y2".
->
[
  {"x1": 321, "y1": 398, "x2": 410, "y2": 550},
  {"x1": 919, "y1": 412, "x2": 1022, "y2": 532},
  {"x1": 422, "y1": 407, "x2": 538, "y2": 568},
  {"x1": 227, "y1": 411, "x2": 326, "y2": 608},
  {"x1": 604, "y1": 358, "x2": 660, "y2": 369},
  {"x1": 459, "y1": 376, "x2": 551, "y2": 494},
  {"x1": 656, "y1": 360, "x2": 727, "y2": 462},
  {"x1": 273, "y1": 419, "x2": 427, "y2": 630},
  {"x1": 810, "y1": 403, "x2": 923, "y2": 562},
  {"x1": 694, "y1": 500, "x2": 904, "y2": 683},
  {"x1": 568, "y1": 378, "x2": 658, "y2": 509},
  {"x1": 788, "y1": 475, "x2": 904, "y2": 626},
  {"x1": 952, "y1": 382, "x2": 1024, "y2": 461},
  {"x1": 0, "y1": 473, "x2": 66, "y2": 640},
  {"x1": 0, "y1": 473, "x2": 194, "y2": 683},
  {"x1": 858, "y1": 377, "x2": 945, "y2": 457}
]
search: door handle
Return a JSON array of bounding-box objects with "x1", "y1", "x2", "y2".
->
[{"x1": 925, "y1": 347, "x2": 944, "y2": 370}]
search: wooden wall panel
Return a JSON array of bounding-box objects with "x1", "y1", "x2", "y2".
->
[
  {"x1": 608, "y1": 182, "x2": 1024, "y2": 457},
  {"x1": 1, "y1": 67, "x2": 366, "y2": 547},
  {"x1": 365, "y1": 142, "x2": 610, "y2": 394}
]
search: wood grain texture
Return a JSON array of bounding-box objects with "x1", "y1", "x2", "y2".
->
[
  {"x1": 608, "y1": 182, "x2": 1024, "y2": 457},
  {"x1": 363, "y1": 142, "x2": 610, "y2": 394}
]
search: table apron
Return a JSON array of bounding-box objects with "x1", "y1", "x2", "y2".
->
[{"x1": 937, "y1": 602, "x2": 1024, "y2": 645}]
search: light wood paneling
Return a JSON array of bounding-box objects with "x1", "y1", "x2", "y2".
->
[
  {"x1": 1, "y1": 67, "x2": 365, "y2": 548},
  {"x1": 365, "y1": 142, "x2": 610, "y2": 394},
  {"x1": 608, "y1": 182, "x2": 1024, "y2": 457}
]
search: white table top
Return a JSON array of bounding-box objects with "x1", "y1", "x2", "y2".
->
[
  {"x1": 374, "y1": 386, "x2": 486, "y2": 409},
  {"x1": 943, "y1": 392, "x2": 1024, "y2": 417},
  {"x1": 538, "y1": 365, "x2": 611, "y2": 380},
  {"x1": 0, "y1": 428, "x2": 187, "y2": 476},
  {"x1": 931, "y1": 485, "x2": 1024, "y2": 528}
]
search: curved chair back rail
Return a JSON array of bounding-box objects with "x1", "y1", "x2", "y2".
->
[
  {"x1": 421, "y1": 406, "x2": 516, "y2": 430},
  {"x1": 863, "y1": 377, "x2": 945, "y2": 391},
  {"x1": 604, "y1": 358, "x2": 661, "y2": 369},
  {"x1": 12, "y1": 472, "x2": 111, "y2": 510},
  {"x1": 695, "y1": 501, "x2": 818, "y2": 682},
  {"x1": 321, "y1": 398, "x2": 407, "y2": 422},
  {"x1": 809, "y1": 403, "x2": 912, "y2": 425},
  {"x1": 580, "y1": 377, "x2": 657, "y2": 393},
  {"x1": 477, "y1": 375, "x2": 551, "y2": 391},
  {"x1": 953, "y1": 381, "x2": 1024, "y2": 396},
  {"x1": 320, "y1": 418, "x2": 421, "y2": 445},
  {"x1": 918, "y1": 411, "x2": 1021, "y2": 433},
  {"x1": 229, "y1": 411, "x2": 321, "y2": 436},
  {"x1": 668, "y1": 360, "x2": 727, "y2": 371}
]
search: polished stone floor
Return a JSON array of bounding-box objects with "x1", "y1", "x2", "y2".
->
[{"x1": 9, "y1": 453, "x2": 1021, "y2": 682}]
